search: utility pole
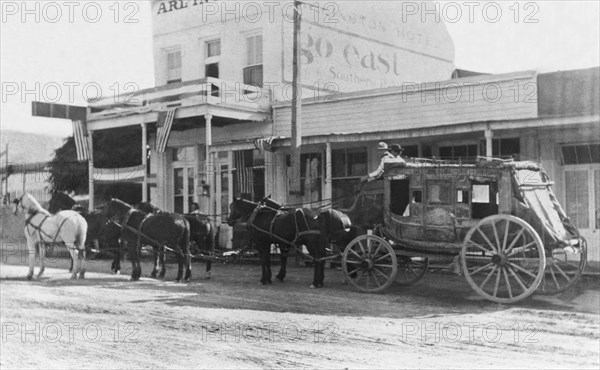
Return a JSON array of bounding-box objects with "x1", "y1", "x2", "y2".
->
[{"x1": 290, "y1": 0, "x2": 302, "y2": 203}]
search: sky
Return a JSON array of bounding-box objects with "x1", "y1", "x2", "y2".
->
[{"x1": 1, "y1": 0, "x2": 599, "y2": 138}]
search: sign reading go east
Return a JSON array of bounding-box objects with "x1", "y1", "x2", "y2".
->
[{"x1": 284, "y1": 21, "x2": 455, "y2": 93}]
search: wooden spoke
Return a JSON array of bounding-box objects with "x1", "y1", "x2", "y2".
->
[
  {"x1": 357, "y1": 239, "x2": 367, "y2": 256},
  {"x1": 369, "y1": 270, "x2": 383, "y2": 288},
  {"x1": 467, "y1": 241, "x2": 490, "y2": 253},
  {"x1": 493, "y1": 267, "x2": 502, "y2": 297},
  {"x1": 373, "y1": 263, "x2": 395, "y2": 269},
  {"x1": 373, "y1": 266, "x2": 392, "y2": 281},
  {"x1": 503, "y1": 267, "x2": 513, "y2": 299},
  {"x1": 502, "y1": 219, "x2": 510, "y2": 253},
  {"x1": 345, "y1": 258, "x2": 362, "y2": 264},
  {"x1": 506, "y1": 264, "x2": 528, "y2": 292},
  {"x1": 491, "y1": 220, "x2": 502, "y2": 254},
  {"x1": 507, "y1": 261, "x2": 538, "y2": 279},
  {"x1": 504, "y1": 227, "x2": 525, "y2": 255},
  {"x1": 371, "y1": 243, "x2": 383, "y2": 259},
  {"x1": 373, "y1": 253, "x2": 393, "y2": 263},
  {"x1": 549, "y1": 265, "x2": 560, "y2": 289},
  {"x1": 477, "y1": 227, "x2": 497, "y2": 253},
  {"x1": 470, "y1": 262, "x2": 494, "y2": 276},
  {"x1": 506, "y1": 241, "x2": 538, "y2": 257},
  {"x1": 553, "y1": 262, "x2": 571, "y2": 281},
  {"x1": 347, "y1": 266, "x2": 362, "y2": 276},
  {"x1": 348, "y1": 248, "x2": 363, "y2": 260},
  {"x1": 479, "y1": 266, "x2": 498, "y2": 291}
]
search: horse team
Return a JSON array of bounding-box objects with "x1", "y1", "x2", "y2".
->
[{"x1": 13, "y1": 193, "x2": 360, "y2": 288}]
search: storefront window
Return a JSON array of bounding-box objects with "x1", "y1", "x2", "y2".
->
[{"x1": 332, "y1": 148, "x2": 367, "y2": 208}]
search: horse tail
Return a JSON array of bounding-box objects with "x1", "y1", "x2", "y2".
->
[
  {"x1": 181, "y1": 217, "x2": 191, "y2": 255},
  {"x1": 76, "y1": 215, "x2": 88, "y2": 250}
]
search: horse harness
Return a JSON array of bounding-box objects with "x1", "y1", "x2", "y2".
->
[
  {"x1": 24, "y1": 210, "x2": 77, "y2": 249},
  {"x1": 246, "y1": 203, "x2": 320, "y2": 248}
]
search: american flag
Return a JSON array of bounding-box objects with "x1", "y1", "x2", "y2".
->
[
  {"x1": 72, "y1": 120, "x2": 90, "y2": 161},
  {"x1": 155, "y1": 108, "x2": 176, "y2": 153},
  {"x1": 234, "y1": 151, "x2": 254, "y2": 197}
]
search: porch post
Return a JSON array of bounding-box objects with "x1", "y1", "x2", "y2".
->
[
  {"x1": 485, "y1": 127, "x2": 493, "y2": 158},
  {"x1": 87, "y1": 130, "x2": 94, "y2": 211},
  {"x1": 141, "y1": 122, "x2": 148, "y2": 202},
  {"x1": 205, "y1": 114, "x2": 213, "y2": 215},
  {"x1": 324, "y1": 141, "x2": 332, "y2": 207}
]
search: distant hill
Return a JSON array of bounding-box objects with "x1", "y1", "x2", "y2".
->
[{"x1": 0, "y1": 130, "x2": 66, "y2": 164}]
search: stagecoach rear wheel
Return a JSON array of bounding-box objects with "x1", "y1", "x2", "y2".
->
[
  {"x1": 342, "y1": 235, "x2": 397, "y2": 293},
  {"x1": 396, "y1": 256, "x2": 429, "y2": 286},
  {"x1": 538, "y1": 238, "x2": 587, "y2": 295},
  {"x1": 461, "y1": 215, "x2": 545, "y2": 304}
]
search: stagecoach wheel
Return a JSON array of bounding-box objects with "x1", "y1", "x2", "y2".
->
[
  {"x1": 538, "y1": 238, "x2": 587, "y2": 295},
  {"x1": 342, "y1": 235, "x2": 397, "y2": 293},
  {"x1": 396, "y1": 257, "x2": 429, "y2": 286},
  {"x1": 461, "y1": 215, "x2": 545, "y2": 304}
]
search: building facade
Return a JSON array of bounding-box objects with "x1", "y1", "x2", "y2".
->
[{"x1": 85, "y1": 0, "x2": 599, "y2": 261}]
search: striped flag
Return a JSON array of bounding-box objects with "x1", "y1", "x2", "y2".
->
[
  {"x1": 72, "y1": 120, "x2": 90, "y2": 161},
  {"x1": 155, "y1": 108, "x2": 176, "y2": 153},
  {"x1": 234, "y1": 151, "x2": 254, "y2": 197}
]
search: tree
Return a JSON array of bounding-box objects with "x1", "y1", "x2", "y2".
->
[{"x1": 48, "y1": 127, "x2": 143, "y2": 204}]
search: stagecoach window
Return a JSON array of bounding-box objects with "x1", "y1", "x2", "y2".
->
[
  {"x1": 412, "y1": 190, "x2": 422, "y2": 203},
  {"x1": 426, "y1": 182, "x2": 452, "y2": 205},
  {"x1": 457, "y1": 190, "x2": 469, "y2": 204},
  {"x1": 471, "y1": 182, "x2": 499, "y2": 219}
]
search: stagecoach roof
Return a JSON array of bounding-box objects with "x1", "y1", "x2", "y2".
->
[{"x1": 385, "y1": 158, "x2": 541, "y2": 172}]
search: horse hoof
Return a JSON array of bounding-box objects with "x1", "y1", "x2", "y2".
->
[
  {"x1": 276, "y1": 276, "x2": 284, "y2": 282},
  {"x1": 309, "y1": 284, "x2": 316, "y2": 289},
  {"x1": 79, "y1": 272, "x2": 85, "y2": 279},
  {"x1": 70, "y1": 274, "x2": 78, "y2": 280},
  {"x1": 175, "y1": 279, "x2": 181, "y2": 283},
  {"x1": 26, "y1": 274, "x2": 33, "y2": 281},
  {"x1": 205, "y1": 273, "x2": 211, "y2": 280},
  {"x1": 150, "y1": 273, "x2": 157, "y2": 279}
]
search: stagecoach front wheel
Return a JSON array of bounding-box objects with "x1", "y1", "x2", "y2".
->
[
  {"x1": 461, "y1": 215, "x2": 545, "y2": 304},
  {"x1": 538, "y1": 238, "x2": 587, "y2": 295},
  {"x1": 342, "y1": 235, "x2": 397, "y2": 293},
  {"x1": 397, "y1": 256, "x2": 429, "y2": 286}
]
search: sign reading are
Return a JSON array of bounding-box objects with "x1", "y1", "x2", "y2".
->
[{"x1": 156, "y1": 0, "x2": 210, "y2": 15}]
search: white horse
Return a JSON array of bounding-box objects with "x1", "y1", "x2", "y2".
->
[{"x1": 13, "y1": 193, "x2": 88, "y2": 280}]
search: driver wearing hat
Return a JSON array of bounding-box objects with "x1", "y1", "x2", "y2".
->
[{"x1": 364, "y1": 142, "x2": 405, "y2": 181}]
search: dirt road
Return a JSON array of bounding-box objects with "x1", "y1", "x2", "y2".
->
[{"x1": 1, "y1": 249, "x2": 599, "y2": 369}]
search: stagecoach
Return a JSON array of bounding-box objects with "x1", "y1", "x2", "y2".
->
[{"x1": 341, "y1": 158, "x2": 588, "y2": 303}]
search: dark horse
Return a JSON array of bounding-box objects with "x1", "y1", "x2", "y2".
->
[
  {"x1": 138, "y1": 202, "x2": 217, "y2": 279},
  {"x1": 227, "y1": 197, "x2": 356, "y2": 288},
  {"x1": 105, "y1": 199, "x2": 191, "y2": 282}
]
